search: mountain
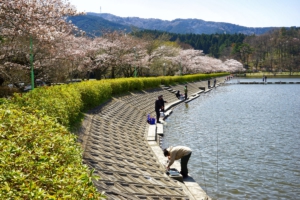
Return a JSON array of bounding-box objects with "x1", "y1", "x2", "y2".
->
[
  {"x1": 68, "y1": 15, "x2": 132, "y2": 37},
  {"x1": 87, "y1": 12, "x2": 278, "y2": 35}
]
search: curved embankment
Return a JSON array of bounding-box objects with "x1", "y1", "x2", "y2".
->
[{"x1": 77, "y1": 77, "x2": 225, "y2": 200}]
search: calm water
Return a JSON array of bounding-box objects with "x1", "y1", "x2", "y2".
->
[{"x1": 162, "y1": 80, "x2": 300, "y2": 200}]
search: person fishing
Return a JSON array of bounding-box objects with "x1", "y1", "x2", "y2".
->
[
  {"x1": 163, "y1": 146, "x2": 192, "y2": 178},
  {"x1": 184, "y1": 85, "x2": 188, "y2": 100},
  {"x1": 175, "y1": 90, "x2": 181, "y2": 99},
  {"x1": 155, "y1": 95, "x2": 163, "y2": 123}
]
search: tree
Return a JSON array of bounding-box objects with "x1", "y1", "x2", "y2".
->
[
  {"x1": 242, "y1": 27, "x2": 300, "y2": 74},
  {"x1": 0, "y1": 0, "x2": 80, "y2": 39},
  {"x1": 166, "y1": 49, "x2": 244, "y2": 74},
  {"x1": 0, "y1": 0, "x2": 82, "y2": 85},
  {"x1": 231, "y1": 43, "x2": 253, "y2": 69}
]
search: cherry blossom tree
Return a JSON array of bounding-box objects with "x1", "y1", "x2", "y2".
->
[
  {"x1": 0, "y1": 0, "x2": 80, "y2": 40},
  {"x1": 145, "y1": 43, "x2": 180, "y2": 76},
  {"x1": 223, "y1": 59, "x2": 245, "y2": 72},
  {"x1": 0, "y1": 0, "x2": 82, "y2": 85},
  {"x1": 166, "y1": 49, "x2": 244, "y2": 75},
  {"x1": 79, "y1": 32, "x2": 149, "y2": 79}
]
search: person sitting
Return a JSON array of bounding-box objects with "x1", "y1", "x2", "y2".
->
[{"x1": 175, "y1": 90, "x2": 180, "y2": 99}]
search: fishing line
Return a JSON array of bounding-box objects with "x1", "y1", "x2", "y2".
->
[{"x1": 217, "y1": 125, "x2": 219, "y2": 196}]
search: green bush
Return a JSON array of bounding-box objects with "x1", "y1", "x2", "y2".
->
[
  {"x1": 0, "y1": 104, "x2": 105, "y2": 199},
  {"x1": 107, "y1": 79, "x2": 130, "y2": 95},
  {"x1": 169, "y1": 76, "x2": 185, "y2": 84},
  {"x1": 141, "y1": 77, "x2": 161, "y2": 89},
  {"x1": 74, "y1": 81, "x2": 112, "y2": 110},
  {"x1": 184, "y1": 74, "x2": 208, "y2": 82},
  {"x1": 126, "y1": 78, "x2": 144, "y2": 91},
  {"x1": 160, "y1": 76, "x2": 171, "y2": 86},
  {"x1": 108, "y1": 77, "x2": 161, "y2": 95},
  {"x1": 11, "y1": 85, "x2": 83, "y2": 127},
  {"x1": 171, "y1": 73, "x2": 229, "y2": 84},
  {"x1": 0, "y1": 97, "x2": 8, "y2": 105}
]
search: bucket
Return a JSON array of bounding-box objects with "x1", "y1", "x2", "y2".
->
[{"x1": 150, "y1": 118, "x2": 155, "y2": 125}]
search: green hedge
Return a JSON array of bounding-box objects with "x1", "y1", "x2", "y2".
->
[
  {"x1": 107, "y1": 77, "x2": 161, "y2": 95},
  {"x1": 140, "y1": 77, "x2": 161, "y2": 89},
  {"x1": 160, "y1": 73, "x2": 228, "y2": 86},
  {"x1": 106, "y1": 79, "x2": 130, "y2": 95},
  {"x1": 11, "y1": 85, "x2": 83, "y2": 127},
  {"x1": 0, "y1": 104, "x2": 104, "y2": 199},
  {"x1": 74, "y1": 81, "x2": 112, "y2": 110},
  {"x1": 127, "y1": 78, "x2": 144, "y2": 91}
]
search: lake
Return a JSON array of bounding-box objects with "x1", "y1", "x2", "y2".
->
[{"x1": 162, "y1": 78, "x2": 300, "y2": 200}]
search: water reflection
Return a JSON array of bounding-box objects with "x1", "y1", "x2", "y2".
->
[{"x1": 163, "y1": 84, "x2": 300, "y2": 199}]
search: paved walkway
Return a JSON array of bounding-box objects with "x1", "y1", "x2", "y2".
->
[{"x1": 76, "y1": 77, "x2": 225, "y2": 200}]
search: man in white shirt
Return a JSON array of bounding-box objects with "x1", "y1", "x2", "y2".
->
[{"x1": 163, "y1": 146, "x2": 192, "y2": 178}]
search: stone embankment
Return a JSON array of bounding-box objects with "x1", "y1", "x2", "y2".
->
[{"x1": 77, "y1": 77, "x2": 225, "y2": 200}]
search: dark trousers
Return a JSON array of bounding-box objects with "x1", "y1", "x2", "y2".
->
[
  {"x1": 185, "y1": 93, "x2": 187, "y2": 100},
  {"x1": 155, "y1": 110, "x2": 160, "y2": 123},
  {"x1": 180, "y1": 152, "x2": 191, "y2": 177}
]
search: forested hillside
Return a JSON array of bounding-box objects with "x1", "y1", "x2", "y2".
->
[
  {"x1": 132, "y1": 30, "x2": 246, "y2": 58},
  {"x1": 133, "y1": 27, "x2": 300, "y2": 74}
]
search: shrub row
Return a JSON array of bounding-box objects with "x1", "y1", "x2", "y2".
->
[
  {"x1": 159, "y1": 72, "x2": 228, "y2": 85},
  {"x1": 0, "y1": 104, "x2": 103, "y2": 199},
  {"x1": 73, "y1": 81, "x2": 111, "y2": 111},
  {"x1": 107, "y1": 77, "x2": 161, "y2": 95},
  {"x1": 11, "y1": 85, "x2": 83, "y2": 127},
  {"x1": 5, "y1": 76, "x2": 166, "y2": 128},
  {"x1": 0, "y1": 73, "x2": 228, "y2": 199}
]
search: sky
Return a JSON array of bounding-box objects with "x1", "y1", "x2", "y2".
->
[{"x1": 68, "y1": 0, "x2": 300, "y2": 28}]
